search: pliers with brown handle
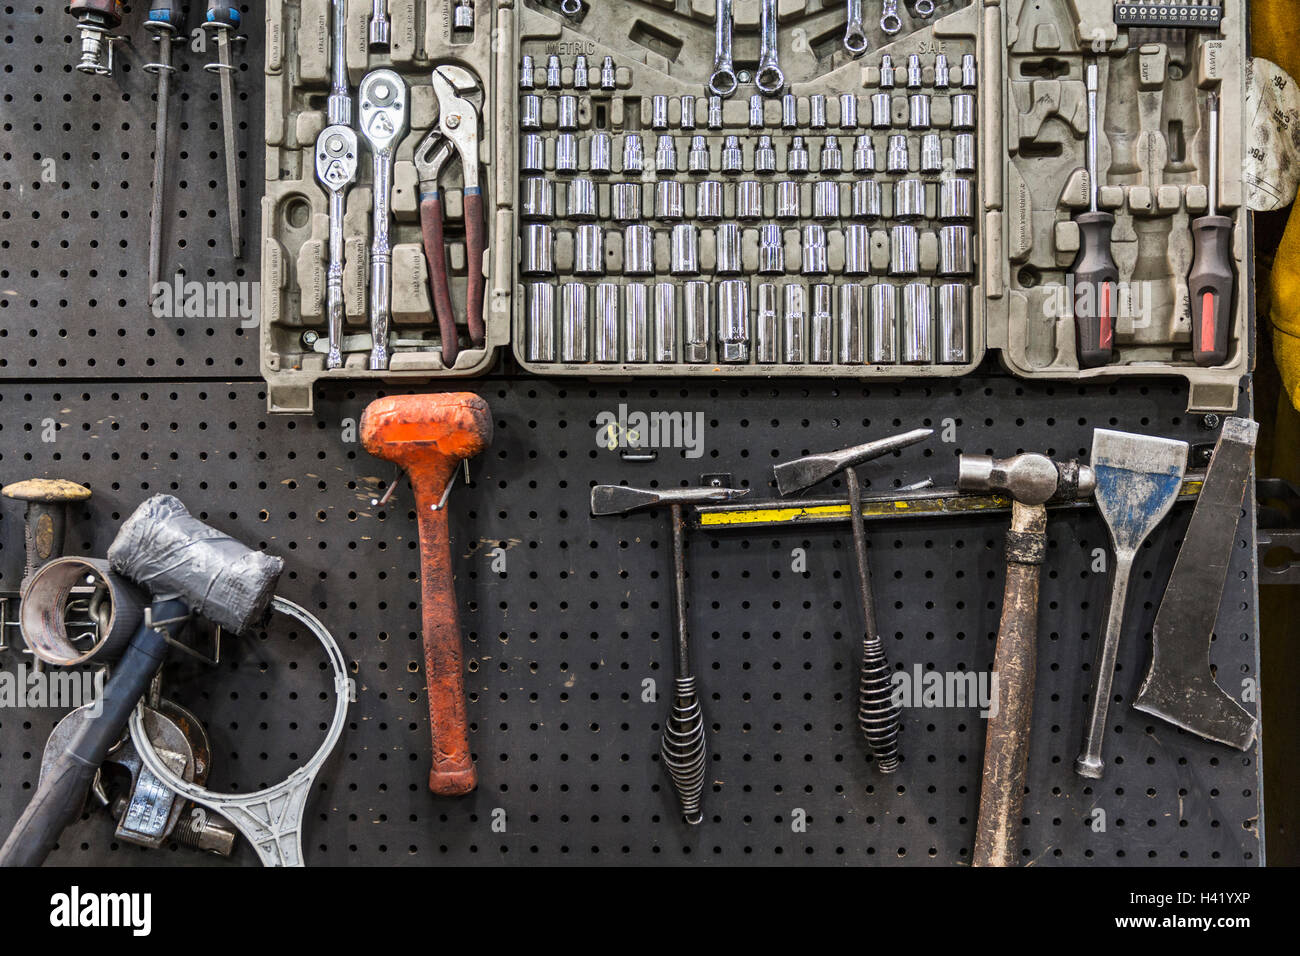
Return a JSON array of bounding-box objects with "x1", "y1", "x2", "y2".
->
[{"x1": 414, "y1": 65, "x2": 486, "y2": 367}]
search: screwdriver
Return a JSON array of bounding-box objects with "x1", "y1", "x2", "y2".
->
[
  {"x1": 1188, "y1": 92, "x2": 1234, "y2": 367},
  {"x1": 1071, "y1": 61, "x2": 1118, "y2": 368},
  {"x1": 205, "y1": 0, "x2": 242, "y2": 258},
  {"x1": 145, "y1": 0, "x2": 184, "y2": 303}
]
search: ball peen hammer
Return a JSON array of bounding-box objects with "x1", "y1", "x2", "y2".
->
[
  {"x1": 361, "y1": 393, "x2": 492, "y2": 796},
  {"x1": 958, "y1": 453, "x2": 1094, "y2": 867}
]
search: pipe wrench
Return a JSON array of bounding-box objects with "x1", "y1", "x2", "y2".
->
[{"x1": 414, "y1": 65, "x2": 487, "y2": 365}]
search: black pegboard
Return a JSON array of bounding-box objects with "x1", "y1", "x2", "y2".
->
[
  {"x1": 0, "y1": 379, "x2": 1263, "y2": 865},
  {"x1": 0, "y1": 0, "x2": 262, "y2": 378},
  {"x1": 0, "y1": 2, "x2": 1263, "y2": 866}
]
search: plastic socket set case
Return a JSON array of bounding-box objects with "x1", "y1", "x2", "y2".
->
[{"x1": 261, "y1": 0, "x2": 1249, "y2": 412}]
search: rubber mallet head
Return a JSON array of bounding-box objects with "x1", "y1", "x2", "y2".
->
[
  {"x1": 359, "y1": 392, "x2": 493, "y2": 796},
  {"x1": 361, "y1": 393, "x2": 493, "y2": 491}
]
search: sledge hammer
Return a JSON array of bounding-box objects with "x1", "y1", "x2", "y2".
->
[
  {"x1": 361, "y1": 393, "x2": 492, "y2": 796},
  {"x1": 958, "y1": 453, "x2": 1095, "y2": 867}
]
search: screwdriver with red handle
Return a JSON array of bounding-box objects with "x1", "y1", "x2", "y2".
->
[
  {"x1": 1071, "y1": 61, "x2": 1119, "y2": 368},
  {"x1": 1188, "y1": 92, "x2": 1235, "y2": 367}
]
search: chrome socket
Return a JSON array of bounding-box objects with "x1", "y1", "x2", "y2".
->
[
  {"x1": 557, "y1": 94, "x2": 578, "y2": 131},
  {"x1": 737, "y1": 180, "x2": 764, "y2": 220},
  {"x1": 755, "y1": 135, "x2": 776, "y2": 174},
  {"x1": 840, "y1": 93, "x2": 859, "y2": 129},
  {"x1": 655, "y1": 179, "x2": 684, "y2": 220},
  {"x1": 894, "y1": 178, "x2": 926, "y2": 220},
  {"x1": 900, "y1": 282, "x2": 933, "y2": 364},
  {"x1": 612, "y1": 182, "x2": 643, "y2": 221},
  {"x1": 624, "y1": 282, "x2": 649, "y2": 361},
  {"x1": 871, "y1": 92, "x2": 893, "y2": 129},
  {"x1": 853, "y1": 134, "x2": 877, "y2": 172},
  {"x1": 937, "y1": 283, "x2": 969, "y2": 364},
  {"x1": 801, "y1": 223, "x2": 828, "y2": 275},
  {"x1": 520, "y1": 94, "x2": 541, "y2": 130},
  {"x1": 670, "y1": 222, "x2": 700, "y2": 275},
  {"x1": 567, "y1": 177, "x2": 598, "y2": 219},
  {"x1": 590, "y1": 131, "x2": 612, "y2": 174},
  {"x1": 868, "y1": 282, "x2": 898, "y2": 363},
  {"x1": 680, "y1": 94, "x2": 697, "y2": 130},
  {"x1": 844, "y1": 223, "x2": 871, "y2": 274},
  {"x1": 521, "y1": 177, "x2": 555, "y2": 220},
  {"x1": 555, "y1": 133, "x2": 578, "y2": 173},
  {"x1": 688, "y1": 135, "x2": 711, "y2": 174},
  {"x1": 887, "y1": 134, "x2": 910, "y2": 173},
  {"x1": 759, "y1": 223, "x2": 785, "y2": 274},
  {"x1": 574, "y1": 223, "x2": 605, "y2": 276},
  {"x1": 954, "y1": 133, "x2": 976, "y2": 172},
  {"x1": 717, "y1": 278, "x2": 750, "y2": 362},
  {"x1": 813, "y1": 180, "x2": 841, "y2": 219},
  {"x1": 951, "y1": 93, "x2": 975, "y2": 130},
  {"x1": 520, "y1": 133, "x2": 545, "y2": 173},
  {"x1": 938, "y1": 224, "x2": 972, "y2": 277},
  {"x1": 783, "y1": 283, "x2": 807, "y2": 363},
  {"x1": 520, "y1": 55, "x2": 535, "y2": 90},
  {"x1": 810, "y1": 283, "x2": 834, "y2": 363},
  {"x1": 852, "y1": 178, "x2": 883, "y2": 219},
  {"x1": 655, "y1": 134, "x2": 678, "y2": 174},
  {"x1": 684, "y1": 280, "x2": 711, "y2": 362},
  {"x1": 622, "y1": 133, "x2": 644, "y2": 172},
  {"x1": 654, "y1": 281, "x2": 678, "y2": 362},
  {"x1": 559, "y1": 282, "x2": 589, "y2": 362},
  {"x1": 787, "y1": 136, "x2": 809, "y2": 174},
  {"x1": 520, "y1": 223, "x2": 555, "y2": 275},
  {"x1": 526, "y1": 282, "x2": 556, "y2": 362},
  {"x1": 889, "y1": 224, "x2": 918, "y2": 276},
  {"x1": 819, "y1": 135, "x2": 843, "y2": 173},
  {"x1": 696, "y1": 179, "x2": 724, "y2": 219},
  {"x1": 781, "y1": 93, "x2": 797, "y2": 129},
  {"x1": 623, "y1": 223, "x2": 654, "y2": 275},
  {"x1": 939, "y1": 177, "x2": 973, "y2": 220},
  {"x1": 594, "y1": 282, "x2": 619, "y2": 362},
  {"x1": 776, "y1": 180, "x2": 801, "y2": 218},
  {"x1": 920, "y1": 133, "x2": 943, "y2": 173},
  {"x1": 715, "y1": 222, "x2": 743, "y2": 273},
  {"x1": 722, "y1": 135, "x2": 744, "y2": 173},
  {"x1": 838, "y1": 283, "x2": 867, "y2": 364},
  {"x1": 810, "y1": 93, "x2": 827, "y2": 129},
  {"x1": 909, "y1": 93, "x2": 931, "y2": 130},
  {"x1": 600, "y1": 55, "x2": 616, "y2": 90},
  {"x1": 756, "y1": 282, "x2": 780, "y2": 363},
  {"x1": 652, "y1": 94, "x2": 669, "y2": 130}
]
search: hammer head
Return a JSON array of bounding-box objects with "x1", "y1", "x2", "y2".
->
[
  {"x1": 361, "y1": 393, "x2": 493, "y2": 487},
  {"x1": 957, "y1": 453, "x2": 1096, "y2": 507}
]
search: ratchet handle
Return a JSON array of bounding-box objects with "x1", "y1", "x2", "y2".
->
[
  {"x1": 0, "y1": 599, "x2": 185, "y2": 867},
  {"x1": 463, "y1": 189, "x2": 486, "y2": 348},
  {"x1": 420, "y1": 192, "x2": 461, "y2": 367},
  {"x1": 1188, "y1": 214, "x2": 1234, "y2": 367},
  {"x1": 1071, "y1": 210, "x2": 1119, "y2": 368}
]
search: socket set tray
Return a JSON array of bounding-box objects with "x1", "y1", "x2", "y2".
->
[{"x1": 262, "y1": 0, "x2": 1251, "y2": 413}]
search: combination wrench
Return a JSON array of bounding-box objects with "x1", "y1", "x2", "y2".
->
[
  {"x1": 844, "y1": 0, "x2": 868, "y2": 56},
  {"x1": 315, "y1": 126, "x2": 358, "y2": 370},
  {"x1": 881, "y1": 0, "x2": 902, "y2": 35},
  {"x1": 755, "y1": 0, "x2": 784, "y2": 96},
  {"x1": 708, "y1": 0, "x2": 737, "y2": 98},
  {"x1": 358, "y1": 70, "x2": 408, "y2": 370}
]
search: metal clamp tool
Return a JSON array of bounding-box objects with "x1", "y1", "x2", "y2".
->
[
  {"x1": 130, "y1": 597, "x2": 351, "y2": 866},
  {"x1": 358, "y1": 70, "x2": 409, "y2": 370},
  {"x1": 315, "y1": 126, "x2": 359, "y2": 370},
  {"x1": 413, "y1": 65, "x2": 487, "y2": 367}
]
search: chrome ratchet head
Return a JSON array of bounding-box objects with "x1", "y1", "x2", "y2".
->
[
  {"x1": 315, "y1": 125, "x2": 359, "y2": 190},
  {"x1": 358, "y1": 69, "x2": 409, "y2": 154}
]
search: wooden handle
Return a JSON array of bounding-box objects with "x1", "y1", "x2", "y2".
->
[
  {"x1": 973, "y1": 501, "x2": 1046, "y2": 867},
  {"x1": 410, "y1": 468, "x2": 476, "y2": 795}
]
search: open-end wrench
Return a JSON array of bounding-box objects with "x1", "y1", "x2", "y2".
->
[
  {"x1": 881, "y1": 0, "x2": 902, "y2": 35},
  {"x1": 755, "y1": 0, "x2": 784, "y2": 96},
  {"x1": 708, "y1": 0, "x2": 737, "y2": 98},
  {"x1": 844, "y1": 0, "x2": 868, "y2": 56},
  {"x1": 315, "y1": 125, "x2": 358, "y2": 370},
  {"x1": 358, "y1": 70, "x2": 408, "y2": 370}
]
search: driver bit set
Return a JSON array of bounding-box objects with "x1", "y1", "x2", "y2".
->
[{"x1": 513, "y1": 1, "x2": 983, "y2": 375}]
